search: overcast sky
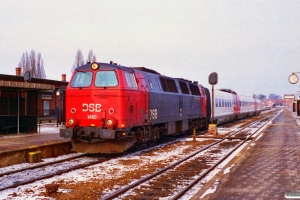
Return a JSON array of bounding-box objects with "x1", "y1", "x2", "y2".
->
[{"x1": 0, "y1": 0, "x2": 299, "y2": 97}]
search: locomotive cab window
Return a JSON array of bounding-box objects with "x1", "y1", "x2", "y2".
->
[
  {"x1": 71, "y1": 71, "x2": 92, "y2": 87},
  {"x1": 95, "y1": 71, "x2": 118, "y2": 87},
  {"x1": 125, "y1": 72, "x2": 137, "y2": 88}
]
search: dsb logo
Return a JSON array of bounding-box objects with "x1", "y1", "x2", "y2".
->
[{"x1": 82, "y1": 103, "x2": 102, "y2": 112}]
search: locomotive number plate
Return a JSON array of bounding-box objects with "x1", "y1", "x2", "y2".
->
[{"x1": 150, "y1": 109, "x2": 158, "y2": 119}]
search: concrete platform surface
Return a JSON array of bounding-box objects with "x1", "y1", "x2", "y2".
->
[
  {"x1": 0, "y1": 124, "x2": 69, "y2": 153},
  {"x1": 192, "y1": 108, "x2": 300, "y2": 200}
]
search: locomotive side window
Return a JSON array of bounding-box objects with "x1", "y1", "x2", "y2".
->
[
  {"x1": 157, "y1": 78, "x2": 163, "y2": 91},
  {"x1": 189, "y1": 84, "x2": 200, "y2": 96},
  {"x1": 125, "y1": 72, "x2": 137, "y2": 88},
  {"x1": 71, "y1": 71, "x2": 92, "y2": 87},
  {"x1": 148, "y1": 76, "x2": 154, "y2": 90},
  {"x1": 178, "y1": 81, "x2": 190, "y2": 94},
  {"x1": 160, "y1": 77, "x2": 168, "y2": 91},
  {"x1": 159, "y1": 77, "x2": 178, "y2": 93},
  {"x1": 95, "y1": 71, "x2": 118, "y2": 87},
  {"x1": 166, "y1": 79, "x2": 178, "y2": 93}
]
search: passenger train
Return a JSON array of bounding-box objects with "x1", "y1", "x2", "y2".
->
[{"x1": 60, "y1": 62, "x2": 262, "y2": 153}]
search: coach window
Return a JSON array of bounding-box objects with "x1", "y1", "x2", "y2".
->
[
  {"x1": 125, "y1": 72, "x2": 138, "y2": 88},
  {"x1": 148, "y1": 76, "x2": 154, "y2": 90},
  {"x1": 71, "y1": 71, "x2": 92, "y2": 87},
  {"x1": 95, "y1": 71, "x2": 118, "y2": 87},
  {"x1": 215, "y1": 98, "x2": 218, "y2": 107}
]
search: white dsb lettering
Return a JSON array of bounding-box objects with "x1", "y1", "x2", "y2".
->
[{"x1": 82, "y1": 103, "x2": 102, "y2": 112}]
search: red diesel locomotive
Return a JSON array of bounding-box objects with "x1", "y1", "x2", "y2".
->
[{"x1": 60, "y1": 62, "x2": 262, "y2": 153}]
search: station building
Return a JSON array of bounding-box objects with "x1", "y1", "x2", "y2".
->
[{"x1": 0, "y1": 67, "x2": 68, "y2": 134}]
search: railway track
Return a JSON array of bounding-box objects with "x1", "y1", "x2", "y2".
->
[
  {"x1": 0, "y1": 154, "x2": 112, "y2": 191},
  {"x1": 101, "y1": 111, "x2": 279, "y2": 199}
]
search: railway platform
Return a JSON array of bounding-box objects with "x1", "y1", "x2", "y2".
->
[
  {"x1": 191, "y1": 108, "x2": 300, "y2": 200},
  {"x1": 0, "y1": 124, "x2": 71, "y2": 168}
]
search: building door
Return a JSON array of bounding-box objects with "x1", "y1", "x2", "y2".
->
[{"x1": 43, "y1": 101, "x2": 50, "y2": 116}]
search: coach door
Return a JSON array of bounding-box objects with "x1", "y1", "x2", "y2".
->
[{"x1": 233, "y1": 94, "x2": 240, "y2": 114}]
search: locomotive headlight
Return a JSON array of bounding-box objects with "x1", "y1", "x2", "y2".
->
[
  {"x1": 67, "y1": 117, "x2": 77, "y2": 127},
  {"x1": 106, "y1": 119, "x2": 113, "y2": 126},
  {"x1": 105, "y1": 117, "x2": 116, "y2": 128},
  {"x1": 91, "y1": 62, "x2": 99, "y2": 70},
  {"x1": 68, "y1": 119, "x2": 75, "y2": 125}
]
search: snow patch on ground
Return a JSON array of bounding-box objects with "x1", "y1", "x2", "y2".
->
[
  {"x1": 223, "y1": 164, "x2": 235, "y2": 174},
  {"x1": 200, "y1": 180, "x2": 219, "y2": 199}
]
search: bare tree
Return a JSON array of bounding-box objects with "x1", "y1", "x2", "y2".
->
[
  {"x1": 29, "y1": 50, "x2": 36, "y2": 77},
  {"x1": 25, "y1": 52, "x2": 30, "y2": 74},
  {"x1": 18, "y1": 53, "x2": 26, "y2": 75},
  {"x1": 18, "y1": 50, "x2": 46, "y2": 78},
  {"x1": 36, "y1": 53, "x2": 46, "y2": 79},
  {"x1": 86, "y1": 49, "x2": 97, "y2": 63},
  {"x1": 71, "y1": 49, "x2": 85, "y2": 73}
]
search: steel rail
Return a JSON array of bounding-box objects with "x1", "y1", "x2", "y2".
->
[
  {"x1": 0, "y1": 153, "x2": 85, "y2": 177},
  {"x1": 0, "y1": 156, "x2": 111, "y2": 191}
]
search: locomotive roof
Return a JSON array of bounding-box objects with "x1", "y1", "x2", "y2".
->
[
  {"x1": 219, "y1": 88, "x2": 237, "y2": 94},
  {"x1": 131, "y1": 67, "x2": 160, "y2": 75},
  {"x1": 76, "y1": 62, "x2": 128, "y2": 70},
  {"x1": 76, "y1": 62, "x2": 162, "y2": 74},
  {"x1": 76, "y1": 62, "x2": 197, "y2": 84}
]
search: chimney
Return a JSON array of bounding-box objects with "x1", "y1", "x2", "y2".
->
[
  {"x1": 15, "y1": 67, "x2": 21, "y2": 76},
  {"x1": 62, "y1": 74, "x2": 66, "y2": 82}
]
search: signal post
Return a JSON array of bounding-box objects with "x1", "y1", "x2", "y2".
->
[{"x1": 208, "y1": 72, "x2": 218, "y2": 135}]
